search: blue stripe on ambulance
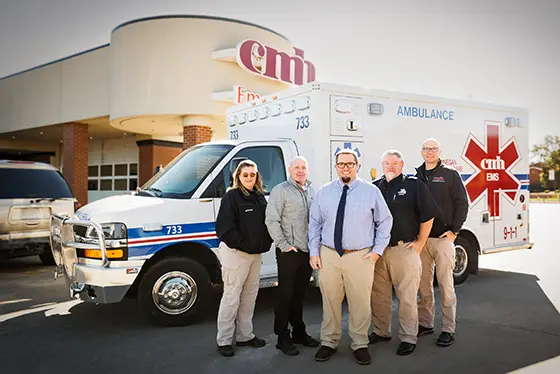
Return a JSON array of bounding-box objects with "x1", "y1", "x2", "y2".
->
[{"x1": 127, "y1": 221, "x2": 219, "y2": 257}]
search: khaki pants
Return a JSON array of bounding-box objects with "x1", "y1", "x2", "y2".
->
[
  {"x1": 418, "y1": 237, "x2": 457, "y2": 333},
  {"x1": 318, "y1": 245, "x2": 375, "y2": 351},
  {"x1": 216, "y1": 242, "x2": 262, "y2": 346},
  {"x1": 371, "y1": 242, "x2": 422, "y2": 344}
]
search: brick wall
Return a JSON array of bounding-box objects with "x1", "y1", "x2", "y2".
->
[
  {"x1": 183, "y1": 125, "x2": 212, "y2": 150},
  {"x1": 137, "y1": 140, "x2": 182, "y2": 186},
  {"x1": 62, "y1": 122, "x2": 88, "y2": 205}
]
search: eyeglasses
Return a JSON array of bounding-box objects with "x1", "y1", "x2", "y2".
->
[
  {"x1": 242, "y1": 172, "x2": 257, "y2": 178},
  {"x1": 335, "y1": 162, "x2": 357, "y2": 169},
  {"x1": 422, "y1": 147, "x2": 439, "y2": 153}
]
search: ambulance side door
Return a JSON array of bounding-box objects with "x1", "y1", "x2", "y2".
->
[{"x1": 200, "y1": 141, "x2": 294, "y2": 277}]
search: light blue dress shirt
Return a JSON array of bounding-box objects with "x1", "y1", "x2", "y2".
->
[{"x1": 308, "y1": 177, "x2": 393, "y2": 257}]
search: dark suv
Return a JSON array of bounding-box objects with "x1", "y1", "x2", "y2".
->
[{"x1": 0, "y1": 160, "x2": 75, "y2": 264}]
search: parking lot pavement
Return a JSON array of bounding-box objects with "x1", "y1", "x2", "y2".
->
[{"x1": 0, "y1": 204, "x2": 559, "y2": 373}]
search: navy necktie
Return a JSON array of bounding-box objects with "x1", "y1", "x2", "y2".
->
[{"x1": 334, "y1": 185, "x2": 349, "y2": 256}]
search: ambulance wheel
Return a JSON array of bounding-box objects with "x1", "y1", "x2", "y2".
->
[
  {"x1": 138, "y1": 257, "x2": 212, "y2": 326},
  {"x1": 39, "y1": 247, "x2": 56, "y2": 265},
  {"x1": 453, "y1": 236, "x2": 472, "y2": 285}
]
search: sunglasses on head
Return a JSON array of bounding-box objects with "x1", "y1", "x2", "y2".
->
[{"x1": 242, "y1": 172, "x2": 257, "y2": 178}]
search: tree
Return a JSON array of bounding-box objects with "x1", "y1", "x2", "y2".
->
[{"x1": 532, "y1": 135, "x2": 560, "y2": 190}]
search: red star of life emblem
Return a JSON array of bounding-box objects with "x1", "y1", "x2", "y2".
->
[{"x1": 461, "y1": 121, "x2": 521, "y2": 219}]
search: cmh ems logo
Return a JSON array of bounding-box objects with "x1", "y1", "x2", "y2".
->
[
  {"x1": 461, "y1": 121, "x2": 521, "y2": 219},
  {"x1": 480, "y1": 156, "x2": 506, "y2": 181}
]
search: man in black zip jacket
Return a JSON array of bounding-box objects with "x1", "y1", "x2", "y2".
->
[{"x1": 415, "y1": 138, "x2": 468, "y2": 347}]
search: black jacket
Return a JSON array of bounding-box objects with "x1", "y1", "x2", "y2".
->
[
  {"x1": 415, "y1": 160, "x2": 469, "y2": 237},
  {"x1": 216, "y1": 188, "x2": 273, "y2": 254}
]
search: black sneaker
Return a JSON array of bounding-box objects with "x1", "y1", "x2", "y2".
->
[
  {"x1": 217, "y1": 345, "x2": 234, "y2": 357},
  {"x1": 353, "y1": 348, "x2": 371, "y2": 365},
  {"x1": 396, "y1": 342, "x2": 416, "y2": 356},
  {"x1": 236, "y1": 336, "x2": 266, "y2": 348},
  {"x1": 314, "y1": 345, "x2": 337, "y2": 362},
  {"x1": 276, "y1": 339, "x2": 299, "y2": 356},
  {"x1": 417, "y1": 325, "x2": 434, "y2": 337},
  {"x1": 436, "y1": 332, "x2": 455, "y2": 347},
  {"x1": 292, "y1": 333, "x2": 320, "y2": 347},
  {"x1": 368, "y1": 332, "x2": 391, "y2": 345}
]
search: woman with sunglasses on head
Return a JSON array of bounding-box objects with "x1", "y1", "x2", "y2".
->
[{"x1": 215, "y1": 159, "x2": 273, "y2": 357}]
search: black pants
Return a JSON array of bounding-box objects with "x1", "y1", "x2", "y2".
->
[{"x1": 274, "y1": 248, "x2": 313, "y2": 340}]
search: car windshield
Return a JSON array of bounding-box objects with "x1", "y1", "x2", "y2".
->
[
  {"x1": 0, "y1": 168, "x2": 73, "y2": 199},
  {"x1": 141, "y1": 144, "x2": 233, "y2": 199}
]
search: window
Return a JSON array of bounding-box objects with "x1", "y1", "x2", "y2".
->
[
  {"x1": 202, "y1": 146, "x2": 286, "y2": 198},
  {"x1": 100, "y1": 165, "x2": 112, "y2": 177},
  {"x1": 141, "y1": 145, "x2": 232, "y2": 199},
  {"x1": 0, "y1": 169, "x2": 73, "y2": 199},
  {"x1": 114, "y1": 164, "x2": 128, "y2": 176},
  {"x1": 100, "y1": 180, "x2": 112, "y2": 191},
  {"x1": 88, "y1": 180, "x2": 98, "y2": 191},
  {"x1": 114, "y1": 179, "x2": 128, "y2": 191},
  {"x1": 88, "y1": 163, "x2": 139, "y2": 192},
  {"x1": 88, "y1": 166, "x2": 99, "y2": 177}
]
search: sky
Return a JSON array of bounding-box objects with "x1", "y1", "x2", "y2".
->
[{"x1": 0, "y1": 0, "x2": 558, "y2": 147}]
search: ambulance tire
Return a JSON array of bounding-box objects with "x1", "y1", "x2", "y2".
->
[
  {"x1": 39, "y1": 247, "x2": 56, "y2": 265},
  {"x1": 138, "y1": 257, "x2": 212, "y2": 326},
  {"x1": 453, "y1": 236, "x2": 473, "y2": 285}
]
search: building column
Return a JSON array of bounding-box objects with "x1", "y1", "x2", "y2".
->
[
  {"x1": 183, "y1": 125, "x2": 213, "y2": 150},
  {"x1": 137, "y1": 139, "x2": 183, "y2": 186},
  {"x1": 182, "y1": 115, "x2": 214, "y2": 150},
  {"x1": 62, "y1": 122, "x2": 88, "y2": 206}
]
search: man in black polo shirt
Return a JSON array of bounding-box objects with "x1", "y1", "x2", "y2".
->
[{"x1": 369, "y1": 150, "x2": 439, "y2": 356}]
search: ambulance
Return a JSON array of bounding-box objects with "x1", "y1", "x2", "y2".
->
[{"x1": 50, "y1": 82, "x2": 532, "y2": 326}]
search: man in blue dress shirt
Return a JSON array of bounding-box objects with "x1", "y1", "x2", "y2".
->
[{"x1": 308, "y1": 149, "x2": 393, "y2": 365}]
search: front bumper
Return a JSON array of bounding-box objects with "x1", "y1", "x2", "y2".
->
[{"x1": 50, "y1": 214, "x2": 141, "y2": 304}]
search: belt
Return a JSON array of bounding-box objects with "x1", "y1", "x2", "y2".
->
[
  {"x1": 323, "y1": 245, "x2": 370, "y2": 254},
  {"x1": 389, "y1": 239, "x2": 415, "y2": 247}
]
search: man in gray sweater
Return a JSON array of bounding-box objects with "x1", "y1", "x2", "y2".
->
[{"x1": 266, "y1": 156, "x2": 320, "y2": 356}]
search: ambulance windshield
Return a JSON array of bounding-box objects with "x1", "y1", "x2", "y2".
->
[{"x1": 139, "y1": 144, "x2": 233, "y2": 199}]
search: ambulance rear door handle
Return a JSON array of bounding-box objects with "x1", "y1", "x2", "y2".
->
[{"x1": 199, "y1": 199, "x2": 212, "y2": 203}]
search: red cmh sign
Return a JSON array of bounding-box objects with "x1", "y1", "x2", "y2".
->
[{"x1": 236, "y1": 39, "x2": 316, "y2": 86}]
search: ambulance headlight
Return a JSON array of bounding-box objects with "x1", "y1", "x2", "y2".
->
[{"x1": 86, "y1": 222, "x2": 127, "y2": 240}]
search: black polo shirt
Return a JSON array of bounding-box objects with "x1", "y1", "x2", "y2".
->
[{"x1": 373, "y1": 174, "x2": 439, "y2": 247}]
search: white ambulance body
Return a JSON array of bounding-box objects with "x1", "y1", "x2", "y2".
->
[{"x1": 50, "y1": 82, "x2": 532, "y2": 326}]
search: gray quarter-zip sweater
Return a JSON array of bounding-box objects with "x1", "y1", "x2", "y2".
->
[{"x1": 265, "y1": 178, "x2": 315, "y2": 252}]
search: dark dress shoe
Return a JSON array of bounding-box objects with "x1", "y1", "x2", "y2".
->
[
  {"x1": 236, "y1": 336, "x2": 266, "y2": 348},
  {"x1": 368, "y1": 332, "x2": 392, "y2": 344},
  {"x1": 353, "y1": 348, "x2": 371, "y2": 365},
  {"x1": 436, "y1": 332, "x2": 455, "y2": 347},
  {"x1": 276, "y1": 339, "x2": 299, "y2": 356},
  {"x1": 314, "y1": 345, "x2": 337, "y2": 362},
  {"x1": 217, "y1": 345, "x2": 234, "y2": 357},
  {"x1": 397, "y1": 342, "x2": 416, "y2": 356},
  {"x1": 292, "y1": 333, "x2": 320, "y2": 347},
  {"x1": 417, "y1": 325, "x2": 434, "y2": 337}
]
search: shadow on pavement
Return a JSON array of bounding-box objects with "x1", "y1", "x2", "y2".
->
[{"x1": 0, "y1": 268, "x2": 559, "y2": 374}]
